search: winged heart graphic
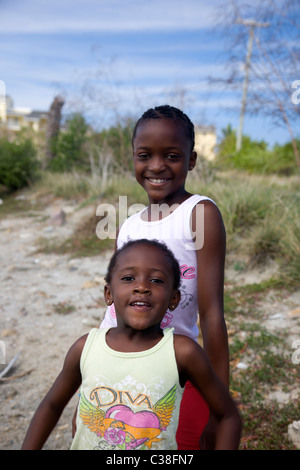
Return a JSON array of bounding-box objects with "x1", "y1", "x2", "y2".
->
[{"x1": 78, "y1": 384, "x2": 177, "y2": 450}]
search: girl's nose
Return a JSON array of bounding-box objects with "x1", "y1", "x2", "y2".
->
[
  {"x1": 134, "y1": 281, "x2": 150, "y2": 293},
  {"x1": 149, "y1": 155, "x2": 166, "y2": 172}
]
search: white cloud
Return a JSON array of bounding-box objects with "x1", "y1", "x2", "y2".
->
[{"x1": 0, "y1": 0, "x2": 220, "y2": 34}]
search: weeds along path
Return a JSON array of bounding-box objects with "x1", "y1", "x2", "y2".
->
[{"x1": 225, "y1": 260, "x2": 300, "y2": 449}]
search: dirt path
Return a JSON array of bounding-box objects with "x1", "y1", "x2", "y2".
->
[
  {"x1": 0, "y1": 201, "x2": 113, "y2": 449},
  {"x1": 0, "y1": 197, "x2": 299, "y2": 450}
]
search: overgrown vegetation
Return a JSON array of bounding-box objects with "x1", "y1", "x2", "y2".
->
[
  {"x1": 216, "y1": 125, "x2": 300, "y2": 175},
  {"x1": 225, "y1": 284, "x2": 300, "y2": 449},
  {"x1": 1, "y1": 115, "x2": 299, "y2": 194},
  {"x1": 0, "y1": 136, "x2": 39, "y2": 189},
  {"x1": 47, "y1": 114, "x2": 89, "y2": 173},
  {"x1": 187, "y1": 172, "x2": 300, "y2": 289}
]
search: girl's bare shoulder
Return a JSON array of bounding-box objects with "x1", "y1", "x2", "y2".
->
[
  {"x1": 173, "y1": 334, "x2": 205, "y2": 362},
  {"x1": 64, "y1": 332, "x2": 89, "y2": 363},
  {"x1": 173, "y1": 335, "x2": 210, "y2": 384}
]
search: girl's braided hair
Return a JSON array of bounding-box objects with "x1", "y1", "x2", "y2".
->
[
  {"x1": 104, "y1": 238, "x2": 181, "y2": 290},
  {"x1": 132, "y1": 105, "x2": 195, "y2": 152}
]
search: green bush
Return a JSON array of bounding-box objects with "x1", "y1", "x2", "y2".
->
[
  {"x1": 216, "y1": 131, "x2": 271, "y2": 172},
  {"x1": 267, "y1": 140, "x2": 300, "y2": 175},
  {"x1": 48, "y1": 114, "x2": 88, "y2": 172},
  {"x1": 0, "y1": 137, "x2": 39, "y2": 190},
  {"x1": 95, "y1": 119, "x2": 134, "y2": 173},
  {"x1": 216, "y1": 126, "x2": 299, "y2": 175}
]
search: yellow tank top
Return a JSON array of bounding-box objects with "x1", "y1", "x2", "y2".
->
[{"x1": 71, "y1": 328, "x2": 183, "y2": 450}]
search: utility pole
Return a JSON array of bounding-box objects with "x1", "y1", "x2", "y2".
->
[{"x1": 236, "y1": 18, "x2": 270, "y2": 152}]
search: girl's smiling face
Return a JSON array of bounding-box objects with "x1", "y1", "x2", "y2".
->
[
  {"x1": 104, "y1": 243, "x2": 180, "y2": 332},
  {"x1": 133, "y1": 118, "x2": 197, "y2": 206}
]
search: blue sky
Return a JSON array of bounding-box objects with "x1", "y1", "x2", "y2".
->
[{"x1": 0, "y1": 0, "x2": 297, "y2": 146}]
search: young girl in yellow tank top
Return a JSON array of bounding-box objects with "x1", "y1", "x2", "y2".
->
[{"x1": 22, "y1": 239, "x2": 241, "y2": 450}]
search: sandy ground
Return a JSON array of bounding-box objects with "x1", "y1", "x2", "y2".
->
[
  {"x1": 0, "y1": 199, "x2": 112, "y2": 450},
  {"x1": 0, "y1": 196, "x2": 299, "y2": 450}
]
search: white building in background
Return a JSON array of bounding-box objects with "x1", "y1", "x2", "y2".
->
[
  {"x1": 0, "y1": 90, "x2": 48, "y2": 134},
  {"x1": 0, "y1": 80, "x2": 7, "y2": 123},
  {"x1": 194, "y1": 125, "x2": 216, "y2": 160}
]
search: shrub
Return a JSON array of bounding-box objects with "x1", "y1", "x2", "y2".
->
[
  {"x1": 48, "y1": 114, "x2": 88, "y2": 172},
  {"x1": 216, "y1": 126, "x2": 299, "y2": 175},
  {"x1": 94, "y1": 119, "x2": 135, "y2": 173},
  {"x1": 0, "y1": 137, "x2": 39, "y2": 190},
  {"x1": 267, "y1": 140, "x2": 300, "y2": 175},
  {"x1": 246, "y1": 220, "x2": 283, "y2": 266},
  {"x1": 279, "y1": 201, "x2": 300, "y2": 287}
]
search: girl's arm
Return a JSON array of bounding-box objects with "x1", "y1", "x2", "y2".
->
[
  {"x1": 21, "y1": 334, "x2": 87, "y2": 450},
  {"x1": 192, "y1": 200, "x2": 229, "y2": 387},
  {"x1": 175, "y1": 335, "x2": 242, "y2": 450}
]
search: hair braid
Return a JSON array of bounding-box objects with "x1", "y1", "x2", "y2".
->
[{"x1": 132, "y1": 105, "x2": 195, "y2": 151}]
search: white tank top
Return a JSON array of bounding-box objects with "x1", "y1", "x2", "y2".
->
[{"x1": 100, "y1": 194, "x2": 215, "y2": 342}]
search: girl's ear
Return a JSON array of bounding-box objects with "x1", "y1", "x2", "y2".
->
[
  {"x1": 188, "y1": 151, "x2": 197, "y2": 171},
  {"x1": 169, "y1": 290, "x2": 181, "y2": 311},
  {"x1": 104, "y1": 284, "x2": 113, "y2": 306}
]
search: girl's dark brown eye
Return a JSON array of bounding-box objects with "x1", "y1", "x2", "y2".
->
[
  {"x1": 151, "y1": 278, "x2": 164, "y2": 284},
  {"x1": 121, "y1": 276, "x2": 134, "y2": 281},
  {"x1": 137, "y1": 153, "x2": 149, "y2": 159},
  {"x1": 167, "y1": 154, "x2": 179, "y2": 160}
]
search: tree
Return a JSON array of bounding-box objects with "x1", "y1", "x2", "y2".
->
[
  {"x1": 45, "y1": 95, "x2": 64, "y2": 168},
  {"x1": 210, "y1": 0, "x2": 300, "y2": 170}
]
